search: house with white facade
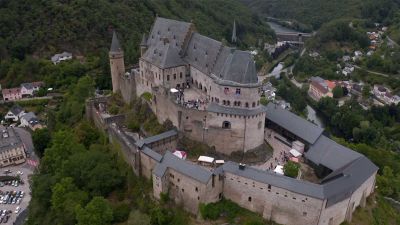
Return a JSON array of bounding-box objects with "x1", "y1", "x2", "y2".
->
[
  {"x1": 51, "y1": 52, "x2": 72, "y2": 64},
  {"x1": 4, "y1": 105, "x2": 25, "y2": 122}
]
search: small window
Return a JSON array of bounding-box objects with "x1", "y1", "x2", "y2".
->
[
  {"x1": 236, "y1": 88, "x2": 241, "y2": 95},
  {"x1": 180, "y1": 72, "x2": 182, "y2": 78},
  {"x1": 252, "y1": 102, "x2": 256, "y2": 107},
  {"x1": 224, "y1": 87, "x2": 229, "y2": 94},
  {"x1": 167, "y1": 75, "x2": 170, "y2": 81},
  {"x1": 227, "y1": 101, "x2": 230, "y2": 106},
  {"x1": 245, "y1": 102, "x2": 249, "y2": 108},
  {"x1": 303, "y1": 212, "x2": 307, "y2": 216},
  {"x1": 195, "y1": 187, "x2": 198, "y2": 192},
  {"x1": 223, "y1": 100, "x2": 226, "y2": 105},
  {"x1": 177, "y1": 178, "x2": 180, "y2": 182},
  {"x1": 197, "y1": 196, "x2": 200, "y2": 200},
  {"x1": 173, "y1": 74, "x2": 176, "y2": 80},
  {"x1": 248, "y1": 197, "x2": 252, "y2": 202},
  {"x1": 222, "y1": 121, "x2": 231, "y2": 129},
  {"x1": 182, "y1": 189, "x2": 184, "y2": 192},
  {"x1": 268, "y1": 184, "x2": 271, "y2": 189}
]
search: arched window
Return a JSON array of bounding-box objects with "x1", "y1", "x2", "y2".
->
[
  {"x1": 222, "y1": 121, "x2": 231, "y2": 129},
  {"x1": 223, "y1": 100, "x2": 226, "y2": 105},
  {"x1": 238, "y1": 101, "x2": 241, "y2": 107},
  {"x1": 245, "y1": 102, "x2": 249, "y2": 108},
  {"x1": 252, "y1": 102, "x2": 256, "y2": 107},
  {"x1": 227, "y1": 101, "x2": 230, "y2": 106}
]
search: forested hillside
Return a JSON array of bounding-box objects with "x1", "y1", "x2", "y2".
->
[
  {"x1": 240, "y1": 0, "x2": 399, "y2": 32},
  {"x1": 0, "y1": 0, "x2": 273, "y2": 63}
]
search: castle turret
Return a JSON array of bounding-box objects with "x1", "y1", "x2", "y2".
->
[
  {"x1": 109, "y1": 31, "x2": 125, "y2": 93},
  {"x1": 140, "y1": 33, "x2": 148, "y2": 56}
]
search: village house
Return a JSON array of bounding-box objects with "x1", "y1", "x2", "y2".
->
[
  {"x1": 308, "y1": 77, "x2": 336, "y2": 101},
  {"x1": 4, "y1": 105, "x2": 25, "y2": 122},
  {"x1": 20, "y1": 112, "x2": 44, "y2": 131},
  {"x1": 372, "y1": 85, "x2": 400, "y2": 105},
  {"x1": 0, "y1": 126, "x2": 27, "y2": 167},
  {"x1": 51, "y1": 51, "x2": 72, "y2": 64},
  {"x1": 2, "y1": 88, "x2": 22, "y2": 101}
]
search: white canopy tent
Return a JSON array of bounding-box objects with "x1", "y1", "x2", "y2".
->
[
  {"x1": 170, "y1": 88, "x2": 179, "y2": 93},
  {"x1": 290, "y1": 149, "x2": 302, "y2": 158},
  {"x1": 274, "y1": 165, "x2": 284, "y2": 175},
  {"x1": 198, "y1": 156, "x2": 215, "y2": 164}
]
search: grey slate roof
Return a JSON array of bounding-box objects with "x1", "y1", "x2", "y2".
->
[
  {"x1": 142, "y1": 17, "x2": 259, "y2": 87},
  {"x1": 9, "y1": 105, "x2": 23, "y2": 116},
  {"x1": 0, "y1": 126, "x2": 24, "y2": 152},
  {"x1": 207, "y1": 102, "x2": 267, "y2": 116},
  {"x1": 147, "y1": 17, "x2": 192, "y2": 51},
  {"x1": 110, "y1": 31, "x2": 122, "y2": 53},
  {"x1": 265, "y1": 103, "x2": 323, "y2": 144},
  {"x1": 217, "y1": 50, "x2": 258, "y2": 84},
  {"x1": 183, "y1": 33, "x2": 223, "y2": 75},
  {"x1": 154, "y1": 151, "x2": 213, "y2": 184},
  {"x1": 142, "y1": 146, "x2": 163, "y2": 162},
  {"x1": 21, "y1": 112, "x2": 37, "y2": 123},
  {"x1": 321, "y1": 156, "x2": 378, "y2": 207},
  {"x1": 135, "y1": 130, "x2": 178, "y2": 148},
  {"x1": 305, "y1": 135, "x2": 362, "y2": 170},
  {"x1": 222, "y1": 161, "x2": 325, "y2": 199},
  {"x1": 142, "y1": 41, "x2": 186, "y2": 69},
  {"x1": 21, "y1": 83, "x2": 34, "y2": 90}
]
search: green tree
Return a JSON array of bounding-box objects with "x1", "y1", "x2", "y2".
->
[
  {"x1": 362, "y1": 85, "x2": 371, "y2": 99},
  {"x1": 283, "y1": 161, "x2": 300, "y2": 178},
  {"x1": 332, "y1": 86, "x2": 344, "y2": 98},
  {"x1": 32, "y1": 128, "x2": 51, "y2": 158},
  {"x1": 76, "y1": 197, "x2": 113, "y2": 225},
  {"x1": 41, "y1": 130, "x2": 85, "y2": 174},
  {"x1": 51, "y1": 177, "x2": 88, "y2": 225}
]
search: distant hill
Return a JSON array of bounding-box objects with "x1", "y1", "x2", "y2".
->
[
  {"x1": 0, "y1": 0, "x2": 273, "y2": 63},
  {"x1": 239, "y1": 0, "x2": 399, "y2": 32}
]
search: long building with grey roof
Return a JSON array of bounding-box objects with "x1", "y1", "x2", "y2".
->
[
  {"x1": 0, "y1": 126, "x2": 27, "y2": 167},
  {"x1": 105, "y1": 17, "x2": 378, "y2": 225}
]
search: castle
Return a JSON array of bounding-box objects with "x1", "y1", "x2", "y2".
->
[{"x1": 97, "y1": 17, "x2": 378, "y2": 225}]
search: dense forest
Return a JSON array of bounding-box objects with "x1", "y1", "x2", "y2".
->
[
  {"x1": 0, "y1": 0, "x2": 273, "y2": 63},
  {"x1": 240, "y1": 0, "x2": 399, "y2": 31}
]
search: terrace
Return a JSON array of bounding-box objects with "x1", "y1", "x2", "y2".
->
[{"x1": 170, "y1": 86, "x2": 209, "y2": 111}]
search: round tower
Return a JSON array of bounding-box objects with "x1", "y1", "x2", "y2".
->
[{"x1": 109, "y1": 31, "x2": 125, "y2": 93}]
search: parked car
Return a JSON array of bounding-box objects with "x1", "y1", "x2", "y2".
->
[{"x1": 15, "y1": 206, "x2": 20, "y2": 214}]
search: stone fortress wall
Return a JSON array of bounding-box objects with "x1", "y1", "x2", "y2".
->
[
  {"x1": 86, "y1": 97, "x2": 377, "y2": 225},
  {"x1": 102, "y1": 16, "x2": 378, "y2": 225}
]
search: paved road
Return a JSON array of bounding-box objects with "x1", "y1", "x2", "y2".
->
[
  {"x1": 387, "y1": 36, "x2": 399, "y2": 47},
  {"x1": 353, "y1": 65, "x2": 400, "y2": 79}
]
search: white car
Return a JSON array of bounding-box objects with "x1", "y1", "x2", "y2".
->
[{"x1": 14, "y1": 206, "x2": 20, "y2": 214}]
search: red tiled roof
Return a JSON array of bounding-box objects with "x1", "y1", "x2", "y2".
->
[
  {"x1": 2, "y1": 88, "x2": 21, "y2": 96},
  {"x1": 325, "y1": 80, "x2": 336, "y2": 90},
  {"x1": 311, "y1": 81, "x2": 328, "y2": 94}
]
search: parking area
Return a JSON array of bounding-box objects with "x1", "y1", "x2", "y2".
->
[{"x1": 0, "y1": 165, "x2": 34, "y2": 225}]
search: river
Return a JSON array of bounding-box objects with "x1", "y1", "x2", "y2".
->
[{"x1": 306, "y1": 105, "x2": 324, "y2": 128}]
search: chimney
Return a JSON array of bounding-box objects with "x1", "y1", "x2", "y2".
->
[{"x1": 239, "y1": 163, "x2": 246, "y2": 170}]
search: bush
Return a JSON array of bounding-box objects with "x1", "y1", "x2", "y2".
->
[
  {"x1": 112, "y1": 203, "x2": 131, "y2": 223},
  {"x1": 284, "y1": 161, "x2": 300, "y2": 178},
  {"x1": 141, "y1": 92, "x2": 152, "y2": 102},
  {"x1": 260, "y1": 97, "x2": 269, "y2": 106}
]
